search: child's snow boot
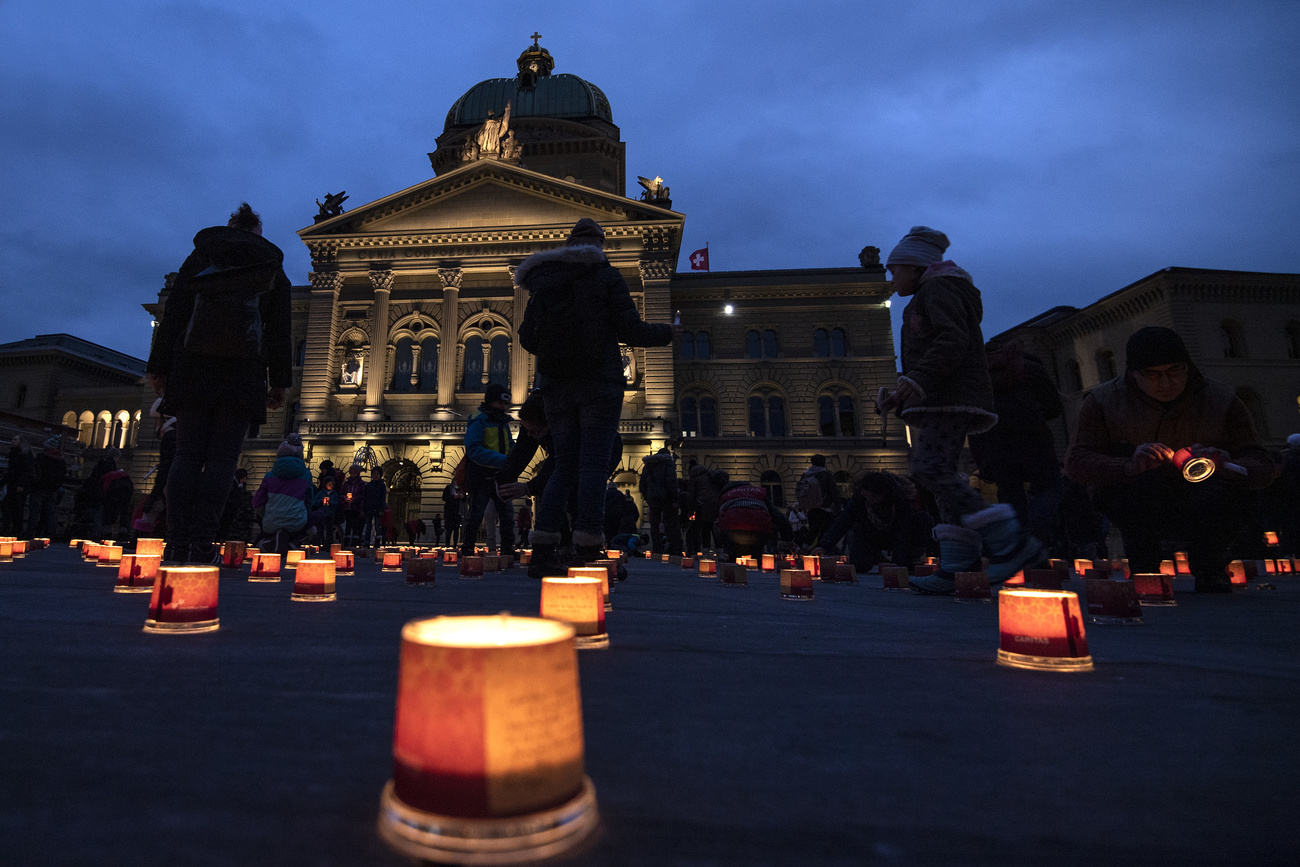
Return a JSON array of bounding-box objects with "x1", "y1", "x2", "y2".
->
[{"x1": 962, "y1": 504, "x2": 1044, "y2": 583}]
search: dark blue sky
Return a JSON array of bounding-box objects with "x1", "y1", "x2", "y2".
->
[{"x1": 1, "y1": 1, "x2": 1296, "y2": 361}]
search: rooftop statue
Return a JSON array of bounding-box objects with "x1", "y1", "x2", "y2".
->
[
  {"x1": 638, "y1": 175, "x2": 670, "y2": 203},
  {"x1": 316, "y1": 191, "x2": 349, "y2": 218}
]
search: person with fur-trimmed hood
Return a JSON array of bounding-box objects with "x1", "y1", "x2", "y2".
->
[
  {"x1": 516, "y1": 217, "x2": 678, "y2": 577},
  {"x1": 878, "y1": 226, "x2": 1042, "y2": 593}
]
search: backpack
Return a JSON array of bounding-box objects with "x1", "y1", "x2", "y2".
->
[
  {"x1": 795, "y1": 467, "x2": 833, "y2": 511},
  {"x1": 182, "y1": 260, "x2": 279, "y2": 358}
]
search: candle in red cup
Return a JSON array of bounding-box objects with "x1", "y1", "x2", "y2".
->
[
  {"x1": 333, "y1": 550, "x2": 355, "y2": 575},
  {"x1": 996, "y1": 589, "x2": 1093, "y2": 671},
  {"x1": 541, "y1": 576, "x2": 608, "y2": 649},
  {"x1": 136, "y1": 538, "x2": 164, "y2": 558},
  {"x1": 222, "y1": 540, "x2": 247, "y2": 568},
  {"x1": 285, "y1": 549, "x2": 305, "y2": 569},
  {"x1": 780, "y1": 568, "x2": 814, "y2": 600},
  {"x1": 1085, "y1": 578, "x2": 1143, "y2": 624},
  {"x1": 97, "y1": 544, "x2": 123, "y2": 568},
  {"x1": 761, "y1": 553, "x2": 776, "y2": 572},
  {"x1": 116, "y1": 554, "x2": 160, "y2": 593},
  {"x1": 382, "y1": 551, "x2": 404, "y2": 572},
  {"x1": 83, "y1": 542, "x2": 101, "y2": 562},
  {"x1": 11, "y1": 540, "x2": 28, "y2": 558},
  {"x1": 698, "y1": 558, "x2": 716, "y2": 576},
  {"x1": 292, "y1": 559, "x2": 337, "y2": 601},
  {"x1": 249, "y1": 552, "x2": 281, "y2": 582},
  {"x1": 144, "y1": 566, "x2": 220, "y2": 634},
  {"x1": 1132, "y1": 573, "x2": 1177, "y2": 606},
  {"x1": 0, "y1": 540, "x2": 12, "y2": 563},
  {"x1": 443, "y1": 550, "x2": 459, "y2": 565}
]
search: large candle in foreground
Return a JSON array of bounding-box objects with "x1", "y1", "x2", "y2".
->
[
  {"x1": 379, "y1": 615, "x2": 599, "y2": 863},
  {"x1": 144, "y1": 566, "x2": 220, "y2": 634},
  {"x1": 293, "y1": 559, "x2": 337, "y2": 602},
  {"x1": 996, "y1": 589, "x2": 1093, "y2": 672},
  {"x1": 249, "y1": 552, "x2": 281, "y2": 582},
  {"x1": 541, "y1": 576, "x2": 608, "y2": 649}
]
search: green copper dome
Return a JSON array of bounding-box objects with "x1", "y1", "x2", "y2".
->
[{"x1": 443, "y1": 44, "x2": 613, "y2": 131}]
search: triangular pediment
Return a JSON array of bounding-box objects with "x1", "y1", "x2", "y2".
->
[{"x1": 299, "y1": 160, "x2": 680, "y2": 240}]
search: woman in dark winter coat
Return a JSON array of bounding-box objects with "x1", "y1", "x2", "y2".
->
[
  {"x1": 145, "y1": 202, "x2": 292, "y2": 563},
  {"x1": 516, "y1": 218, "x2": 677, "y2": 576}
]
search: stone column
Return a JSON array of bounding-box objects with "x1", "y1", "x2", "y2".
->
[
  {"x1": 509, "y1": 265, "x2": 528, "y2": 399},
  {"x1": 409, "y1": 343, "x2": 422, "y2": 389},
  {"x1": 638, "y1": 259, "x2": 676, "y2": 425},
  {"x1": 436, "y1": 268, "x2": 461, "y2": 414},
  {"x1": 360, "y1": 267, "x2": 394, "y2": 420},
  {"x1": 300, "y1": 269, "x2": 343, "y2": 419}
]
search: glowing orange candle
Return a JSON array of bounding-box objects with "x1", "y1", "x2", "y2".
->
[
  {"x1": 719, "y1": 562, "x2": 747, "y2": 586},
  {"x1": 144, "y1": 566, "x2": 220, "y2": 634},
  {"x1": 0, "y1": 540, "x2": 12, "y2": 563},
  {"x1": 382, "y1": 551, "x2": 405, "y2": 572},
  {"x1": 285, "y1": 549, "x2": 305, "y2": 569},
  {"x1": 1277, "y1": 558, "x2": 1292, "y2": 575},
  {"x1": 222, "y1": 540, "x2": 247, "y2": 568},
  {"x1": 135, "y1": 538, "x2": 164, "y2": 558},
  {"x1": 333, "y1": 550, "x2": 355, "y2": 575},
  {"x1": 698, "y1": 558, "x2": 716, "y2": 576},
  {"x1": 379, "y1": 615, "x2": 597, "y2": 863},
  {"x1": 997, "y1": 589, "x2": 1093, "y2": 671},
  {"x1": 1132, "y1": 573, "x2": 1176, "y2": 606},
  {"x1": 604, "y1": 549, "x2": 622, "y2": 562},
  {"x1": 1227, "y1": 561, "x2": 1248, "y2": 586},
  {"x1": 249, "y1": 552, "x2": 281, "y2": 582},
  {"x1": 406, "y1": 558, "x2": 437, "y2": 585},
  {"x1": 97, "y1": 544, "x2": 123, "y2": 568},
  {"x1": 116, "y1": 554, "x2": 160, "y2": 593},
  {"x1": 1085, "y1": 578, "x2": 1143, "y2": 624},
  {"x1": 1263, "y1": 530, "x2": 1280, "y2": 547},
  {"x1": 443, "y1": 550, "x2": 459, "y2": 565},
  {"x1": 800, "y1": 556, "x2": 820, "y2": 575},
  {"x1": 780, "y1": 568, "x2": 814, "y2": 600},
  {"x1": 568, "y1": 566, "x2": 610, "y2": 611},
  {"x1": 83, "y1": 542, "x2": 100, "y2": 562},
  {"x1": 761, "y1": 553, "x2": 776, "y2": 572},
  {"x1": 292, "y1": 559, "x2": 337, "y2": 601},
  {"x1": 1263, "y1": 559, "x2": 1277, "y2": 575},
  {"x1": 541, "y1": 576, "x2": 608, "y2": 649},
  {"x1": 11, "y1": 540, "x2": 28, "y2": 558}
]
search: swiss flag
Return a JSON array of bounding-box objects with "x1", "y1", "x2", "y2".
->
[{"x1": 688, "y1": 247, "x2": 709, "y2": 271}]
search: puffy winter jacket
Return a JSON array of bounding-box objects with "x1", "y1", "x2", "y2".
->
[{"x1": 252, "y1": 456, "x2": 313, "y2": 532}]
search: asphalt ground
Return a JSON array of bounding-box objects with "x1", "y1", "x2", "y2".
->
[{"x1": 2, "y1": 546, "x2": 1297, "y2": 866}]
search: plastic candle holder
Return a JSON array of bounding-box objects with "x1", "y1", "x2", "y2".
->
[
  {"x1": 11, "y1": 540, "x2": 28, "y2": 558},
  {"x1": 249, "y1": 552, "x2": 282, "y2": 582},
  {"x1": 406, "y1": 558, "x2": 437, "y2": 586},
  {"x1": 0, "y1": 540, "x2": 14, "y2": 563},
  {"x1": 378, "y1": 615, "x2": 599, "y2": 864},
  {"x1": 131, "y1": 537, "x2": 162, "y2": 558},
  {"x1": 116, "y1": 554, "x2": 160, "y2": 593},
  {"x1": 718, "y1": 562, "x2": 747, "y2": 586},
  {"x1": 954, "y1": 571, "x2": 991, "y2": 603},
  {"x1": 460, "y1": 556, "x2": 484, "y2": 579},
  {"x1": 222, "y1": 540, "x2": 247, "y2": 568},
  {"x1": 292, "y1": 559, "x2": 337, "y2": 601},
  {"x1": 97, "y1": 544, "x2": 123, "y2": 568},
  {"x1": 333, "y1": 551, "x2": 355, "y2": 575},
  {"x1": 568, "y1": 567, "x2": 610, "y2": 612},
  {"x1": 442, "y1": 550, "x2": 459, "y2": 565},
  {"x1": 697, "y1": 558, "x2": 717, "y2": 576},
  {"x1": 880, "y1": 565, "x2": 910, "y2": 591},
  {"x1": 780, "y1": 568, "x2": 814, "y2": 600},
  {"x1": 82, "y1": 542, "x2": 101, "y2": 562},
  {"x1": 144, "y1": 566, "x2": 220, "y2": 634},
  {"x1": 382, "y1": 551, "x2": 405, "y2": 573},
  {"x1": 996, "y1": 589, "x2": 1093, "y2": 672},
  {"x1": 1085, "y1": 578, "x2": 1143, "y2": 624},
  {"x1": 1023, "y1": 568, "x2": 1063, "y2": 591},
  {"x1": 285, "y1": 549, "x2": 306, "y2": 569},
  {"x1": 761, "y1": 554, "x2": 776, "y2": 572},
  {"x1": 541, "y1": 577, "x2": 608, "y2": 649},
  {"x1": 825, "y1": 562, "x2": 857, "y2": 584},
  {"x1": 482, "y1": 555, "x2": 500, "y2": 572},
  {"x1": 1132, "y1": 573, "x2": 1177, "y2": 606}
]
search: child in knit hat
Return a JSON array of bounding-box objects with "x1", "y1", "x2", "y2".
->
[
  {"x1": 253, "y1": 434, "x2": 313, "y2": 555},
  {"x1": 879, "y1": 226, "x2": 1043, "y2": 592}
]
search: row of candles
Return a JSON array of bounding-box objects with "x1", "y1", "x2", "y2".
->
[{"x1": 35, "y1": 531, "x2": 1296, "y2": 864}]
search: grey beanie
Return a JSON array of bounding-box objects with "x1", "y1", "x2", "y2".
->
[
  {"x1": 886, "y1": 226, "x2": 950, "y2": 267},
  {"x1": 277, "y1": 433, "x2": 303, "y2": 459}
]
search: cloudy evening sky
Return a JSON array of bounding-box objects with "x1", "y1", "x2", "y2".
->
[{"x1": 1, "y1": 0, "x2": 1297, "y2": 362}]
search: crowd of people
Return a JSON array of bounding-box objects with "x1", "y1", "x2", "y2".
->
[{"x1": 2, "y1": 213, "x2": 1296, "y2": 587}]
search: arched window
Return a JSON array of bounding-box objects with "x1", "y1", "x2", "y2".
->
[
  {"x1": 695, "y1": 332, "x2": 711, "y2": 359},
  {"x1": 391, "y1": 337, "x2": 415, "y2": 393},
  {"x1": 488, "y1": 335, "x2": 510, "y2": 390},
  {"x1": 680, "y1": 394, "x2": 718, "y2": 438},
  {"x1": 130, "y1": 410, "x2": 142, "y2": 447},
  {"x1": 93, "y1": 412, "x2": 111, "y2": 449},
  {"x1": 1221, "y1": 320, "x2": 1247, "y2": 359},
  {"x1": 462, "y1": 335, "x2": 485, "y2": 391},
  {"x1": 830, "y1": 328, "x2": 847, "y2": 357},
  {"x1": 814, "y1": 328, "x2": 830, "y2": 358},
  {"x1": 62, "y1": 411, "x2": 77, "y2": 431},
  {"x1": 680, "y1": 332, "x2": 695, "y2": 360},
  {"x1": 14, "y1": 383, "x2": 26, "y2": 409},
  {"x1": 1236, "y1": 387, "x2": 1270, "y2": 440},
  {"x1": 746, "y1": 330, "x2": 761, "y2": 359},
  {"x1": 819, "y1": 391, "x2": 857, "y2": 436},
  {"x1": 1095, "y1": 350, "x2": 1116, "y2": 383},
  {"x1": 77, "y1": 411, "x2": 94, "y2": 446},
  {"x1": 760, "y1": 470, "x2": 785, "y2": 508},
  {"x1": 112, "y1": 410, "x2": 130, "y2": 450},
  {"x1": 748, "y1": 390, "x2": 786, "y2": 437},
  {"x1": 1066, "y1": 358, "x2": 1084, "y2": 392},
  {"x1": 1285, "y1": 322, "x2": 1300, "y2": 360},
  {"x1": 762, "y1": 329, "x2": 779, "y2": 359},
  {"x1": 419, "y1": 336, "x2": 439, "y2": 392}
]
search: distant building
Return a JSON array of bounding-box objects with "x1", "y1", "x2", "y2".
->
[{"x1": 991, "y1": 267, "x2": 1300, "y2": 456}]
